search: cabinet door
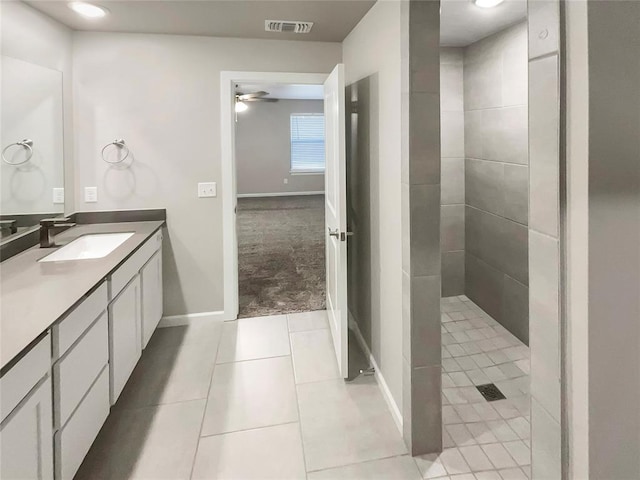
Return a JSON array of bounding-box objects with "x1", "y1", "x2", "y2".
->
[
  {"x1": 108, "y1": 275, "x2": 141, "y2": 405},
  {"x1": 0, "y1": 377, "x2": 54, "y2": 480},
  {"x1": 141, "y1": 250, "x2": 163, "y2": 349}
]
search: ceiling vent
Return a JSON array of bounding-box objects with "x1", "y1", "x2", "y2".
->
[{"x1": 265, "y1": 20, "x2": 314, "y2": 34}]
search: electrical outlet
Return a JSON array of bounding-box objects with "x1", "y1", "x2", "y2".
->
[
  {"x1": 283, "y1": 178, "x2": 288, "y2": 184},
  {"x1": 84, "y1": 186, "x2": 98, "y2": 203},
  {"x1": 53, "y1": 188, "x2": 65, "y2": 204},
  {"x1": 198, "y1": 182, "x2": 216, "y2": 198}
]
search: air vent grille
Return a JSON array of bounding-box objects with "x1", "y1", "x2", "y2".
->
[{"x1": 265, "y1": 20, "x2": 314, "y2": 34}]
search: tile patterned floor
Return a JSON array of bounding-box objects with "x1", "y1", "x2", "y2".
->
[
  {"x1": 428, "y1": 295, "x2": 531, "y2": 480},
  {"x1": 77, "y1": 297, "x2": 530, "y2": 480}
]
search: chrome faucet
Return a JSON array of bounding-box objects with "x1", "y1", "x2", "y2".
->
[{"x1": 40, "y1": 218, "x2": 76, "y2": 248}]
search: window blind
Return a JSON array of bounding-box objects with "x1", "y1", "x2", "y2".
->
[{"x1": 290, "y1": 114, "x2": 325, "y2": 173}]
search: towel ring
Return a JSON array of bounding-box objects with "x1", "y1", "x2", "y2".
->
[
  {"x1": 101, "y1": 139, "x2": 130, "y2": 164},
  {"x1": 2, "y1": 139, "x2": 34, "y2": 166}
]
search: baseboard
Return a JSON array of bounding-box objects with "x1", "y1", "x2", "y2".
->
[
  {"x1": 237, "y1": 191, "x2": 324, "y2": 198},
  {"x1": 348, "y1": 312, "x2": 403, "y2": 434},
  {"x1": 159, "y1": 310, "x2": 228, "y2": 327}
]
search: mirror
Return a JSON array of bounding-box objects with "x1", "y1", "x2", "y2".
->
[{"x1": 0, "y1": 56, "x2": 65, "y2": 241}]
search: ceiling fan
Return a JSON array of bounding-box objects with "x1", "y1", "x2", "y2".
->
[{"x1": 235, "y1": 90, "x2": 278, "y2": 103}]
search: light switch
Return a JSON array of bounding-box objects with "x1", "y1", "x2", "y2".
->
[
  {"x1": 198, "y1": 182, "x2": 216, "y2": 198},
  {"x1": 84, "y1": 186, "x2": 98, "y2": 203},
  {"x1": 53, "y1": 188, "x2": 65, "y2": 204}
]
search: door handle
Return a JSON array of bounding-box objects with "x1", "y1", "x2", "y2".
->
[{"x1": 328, "y1": 228, "x2": 354, "y2": 241}]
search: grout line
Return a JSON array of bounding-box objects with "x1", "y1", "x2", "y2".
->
[
  {"x1": 187, "y1": 324, "x2": 224, "y2": 480},
  {"x1": 288, "y1": 330, "x2": 311, "y2": 474},
  {"x1": 305, "y1": 453, "x2": 415, "y2": 474},
  {"x1": 198, "y1": 420, "x2": 301, "y2": 440},
  {"x1": 215, "y1": 352, "x2": 291, "y2": 365}
]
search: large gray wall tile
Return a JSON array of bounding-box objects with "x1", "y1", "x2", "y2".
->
[
  {"x1": 465, "y1": 206, "x2": 504, "y2": 271},
  {"x1": 464, "y1": 110, "x2": 483, "y2": 159},
  {"x1": 464, "y1": 53, "x2": 502, "y2": 110},
  {"x1": 410, "y1": 93, "x2": 441, "y2": 185},
  {"x1": 529, "y1": 56, "x2": 559, "y2": 237},
  {"x1": 501, "y1": 219, "x2": 528, "y2": 286},
  {"x1": 441, "y1": 205, "x2": 464, "y2": 252},
  {"x1": 441, "y1": 63, "x2": 464, "y2": 112},
  {"x1": 410, "y1": 184, "x2": 440, "y2": 277},
  {"x1": 502, "y1": 275, "x2": 529, "y2": 345},
  {"x1": 466, "y1": 159, "x2": 505, "y2": 216},
  {"x1": 442, "y1": 251, "x2": 465, "y2": 297},
  {"x1": 441, "y1": 111, "x2": 465, "y2": 158},
  {"x1": 529, "y1": 230, "x2": 560, "y2": 422},
  {"x1": 410, "y1": 275, "x2": 441, "y2": 367},
  {"x1": 409, "y1": 365, "x2": 442, "y2": 453},
  {"x1": 503, "y1": 164, "x2": 529, "y2": 225},
  {"x1": 502, "y1": 24, "x2": 529, "y2": 106},
  {"x1": 465, "y1": 253, "x2": 504, "y2": 323},
  {"x1": 528, "y1": 0, "x2": 560, "y2": 59},
  {"x1": 441, "y1": 158, "x2": 465, "y2": 205},
  {"x1": 482, "y1": 107, "x2": 528, "y2": 165}
]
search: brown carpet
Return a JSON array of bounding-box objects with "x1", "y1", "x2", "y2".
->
[{"x1": 237, "y1": 195, "x2": 326, "y2": 318}]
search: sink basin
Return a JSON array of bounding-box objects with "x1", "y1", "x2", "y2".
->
[{"x1": 39, "y1": 232, "x2": 135, "y2": 262}]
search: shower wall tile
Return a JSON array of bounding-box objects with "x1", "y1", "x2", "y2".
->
[
  {"x1": 441, "y1": 158, "x2": 465, "y2": 205},
  {"x1": 503, "y1": 164, "x2": 529, "y2": 225},
  {"x1": 410, "y1": 92, "x2": 440, "y2": 185},
  {"x1": 529, "y1": 55, "x2": 559, "y2": 237},
  {"x1": 503, "y1": 275, "x2": 529, "y2": 344},
  {"x1": 465, "y1": 159, "x2": 505, "y2": 216},
  {"x1": 410, "y1": 275, "x2": 441, "y2": 367},
  {"x1": 410, "y1": 184, "x2": 440, "y2": 277},
  {"x1": 440, "y1": 63, "x2": 464, "y2": 112},
  {"x1": 441, "y1": 111, "x2": 465, "y2": 158},
  {"x1": 463, "y1": 21, "x2": 529, "y2": 342},
  {"x1": 442, "y1": 251, "x2": 465, "y2": 297},
  {"x1": 441, "y1": 205, "x2": 465, "y2": 252}
]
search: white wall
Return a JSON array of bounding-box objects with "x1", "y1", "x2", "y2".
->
[
  {"x1": 1, "y1": 0, "x2": 74, "y2": 214},
  {"x1": 235, "y1": 99, "x2": 324, "y2": 195},
  {"x1": 342, "y1": 0, "x2": 403, "y2": 416},
  {"x1": 72, "y1": 32, "x2": 341, "y2": 316}
]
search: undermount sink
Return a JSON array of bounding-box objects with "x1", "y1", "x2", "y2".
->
[{"x1": 39, "y1": 232, "x2": 135, "y2": 262}]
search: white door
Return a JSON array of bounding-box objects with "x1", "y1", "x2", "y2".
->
[{"x1": 324, "y1": 64, "x2": 348, "y2": 378}]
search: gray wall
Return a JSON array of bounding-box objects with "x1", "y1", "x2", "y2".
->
[
  {"x1": 440, "y1": 48, "x2": 465, "y2": 297},
  {"x1": 463, "y1": 22, "x2": 529, "y2": 344},
  {"x1": 235, "y1": 99, "x2": 324, "y2": 196},
  {"x1": 73, "y1": 32, "x2": 341, "y2": 317},
  {"x1": 586, "y1": 1, "x2": 640, "y2": 478},
  {"x1": 343, "y1": 0, "x2": 403, "y2": 423}
]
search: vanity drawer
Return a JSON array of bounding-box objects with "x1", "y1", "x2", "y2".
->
[
  {"x1": 110, "y1": 229, "x2": 162, "y2": 299},
  {"x1": 55, "y1": 365, "x2": 110, "y2": 480},
  {"x1": 53, "y1": 282, "x2": 108, "y2": 359},
  {"x1": 53, "y1": 313, "x2": 108, "y2": 429},
  {"x1": 0, "y1": 333, "x2": 51, "y2": 423}
]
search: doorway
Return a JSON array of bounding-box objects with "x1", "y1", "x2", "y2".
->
[{"x1": 233, "y1": 83, "x2": 327, "y2": 318}]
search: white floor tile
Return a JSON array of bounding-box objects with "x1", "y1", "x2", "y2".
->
[
  {"x1": 486, "y1": 420, "x2": 519, "y2": 442},
  {"x1": 77, "y1": 400, "x2": 205, "y2": 480},
  {"x1": 191, "y1": 423, "x2": 306, "y2": 480},
  {"x1": 308, "y1": 455, "x2": 422, "y2": 479},
  {"x1": 444, "y1": 405, "x2": 463, "y2": 424},
  {"x1": 439, "y1": 448, "x2": 471, "y2": 475},
  {"x1": 466, "y1": 422, "x2": 499, "y2": 444},
  {"x1": 454, "y1": 404, "x2": 482, "y2": 423},
  {"x1": 415, "y1": 453, "x2": 449, "y2": 479},
  {"x1": 506, "y1": 417, "x2": 530, "y2": 440},
  {"x1": 503, "y1": 441, "x2": 530, "y2": 466},
  {"x1": 449, "y1": 372, "x2": 473, "y2": 387},
  {"x1": 297, "y1": 377, "x2": 407, "y2": 471},
  {"x1": 458, "y1": 445, "x2": 494, "y2": 472},
  {"x1": 287, "y1": 310, "x2": 329, "y2": 333},
  {"x1": 201, "y1": 356, "x2": 298, "y2": 436},
  {"x1": 481, "y1": 443, "x2": 517, "y2": 469},
  {"x1": 290, "y1": 329, "x2": 341, "y2": 384},
  {"x1": 216, "y1": 315, "x2": 290, "y2": 363},
  {"x1": 446, "y1": 424, "x2": 477, "y2": 447},
  {"x1": 498, "y1": 467, "x2": 528, "y2": 480},
  {"x1": 475, "y1": 471, "x2": 502, "y2": 480},
  {"x1": 471, "y1": 403, "x2": 501, "y2": 422}
]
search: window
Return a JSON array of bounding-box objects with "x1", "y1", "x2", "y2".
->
[{"x1": 290, "y1": 113, "x2": 325, "y2": 173}]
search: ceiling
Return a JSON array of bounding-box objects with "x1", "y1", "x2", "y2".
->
[
  {"x1": 26, "y1": 0, "x2": 375, "y2": 43},
  {"x1": 440, "y1": 0, "x2": 527, "y2": 47},
  {"x1": 237, "y1": 83, "x2": 324, "y2": 100}
]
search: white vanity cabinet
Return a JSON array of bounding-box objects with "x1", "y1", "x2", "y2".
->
[
  {"x1": 141, "y1": 250, "x2": 163, "y2": 348},
  {"x1": 0, "y1": 334, "x2": 53, "y2": 480},
  {"x1": 108, "y1": 275, "x2": 142, "y2": 404},
  {"x1": 108, "y1": 228, "x2": 162, "y2": 403}
]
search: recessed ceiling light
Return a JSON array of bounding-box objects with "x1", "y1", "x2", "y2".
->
[
  {"x1": 473, "y1": 0, "x2": 505, "y2": 8},
  {"x1": 68, "y1": 2, "x2": 109, "y2": 18}
]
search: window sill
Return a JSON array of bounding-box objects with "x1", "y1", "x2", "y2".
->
[{"x1": 290, "y1": 171, "x2": 325, "y2": 176}]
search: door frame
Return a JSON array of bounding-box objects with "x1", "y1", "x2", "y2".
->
[{"x1": 219, "y1": 71, "x2": 330, "y2": 320}]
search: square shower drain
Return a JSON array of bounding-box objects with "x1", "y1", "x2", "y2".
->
[{"x1": 476, "y1": 383, "x2": 506, "y2": 402}]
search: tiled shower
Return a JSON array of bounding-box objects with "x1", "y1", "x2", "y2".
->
[{"x1": 440, "y1": 22, "x2": 529, "y2": 345}]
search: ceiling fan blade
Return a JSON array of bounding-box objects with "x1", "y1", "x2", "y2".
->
[
  {"x1": 237, "y1": 91, "x2": 269, "y2": 101},
  {"x1": 245, "y1": 97, "x2": 279, "y2": 102}
]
